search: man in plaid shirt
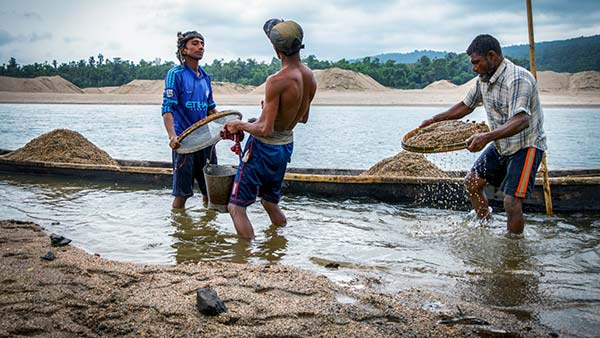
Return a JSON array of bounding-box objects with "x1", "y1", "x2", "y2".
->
[{"x1": 420, "y1": 34, "x2": 547, "y2": 234}]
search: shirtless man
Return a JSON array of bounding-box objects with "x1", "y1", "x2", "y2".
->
[{"x1": 223, "y1": 18, "x2": 317, "y2": 239}]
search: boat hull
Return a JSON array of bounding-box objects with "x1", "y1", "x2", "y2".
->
[{"x1": 0, "y1": 155, "x2": 598, "y2": 213}]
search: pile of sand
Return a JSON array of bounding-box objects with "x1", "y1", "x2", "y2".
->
[
  {"x1": 2, "y1": 129, "x2": 118, "y2": 166},
  {"x1": 110, "y1": 80, "x2": 163, "y2": 95},
  {"x1": 537, "y1": 71, "x2": 571, "y2": 92},
  {"x1": 537, "y1": 70, "x2": 600, "y2": 92},
  {"x1": 314, "y1": 68, "x2": 388, "y2": 91},
  {"x1": 424, "y1": 80, "x2": 457, "y2": 90},
  {"x1": 569, "y1": 71, "x2": 600, "y2": 91},
  {"x1": 108, "y1": 79, "x2": 255, "y2": 96},
  {"x1": 82, "y1": 86, "x2": 119, "y2": 94},
  {"x1": 211, "y1": 81, "x2": 255, "y2": 95},
  {"x1": 250, "y1": 67, "x2": 388, "y2": 94},
  {"x1": 456, "y1": 76, "x2": 478, "y2": 91},
  {"x1": 404, "y1": 120, "x2": 489, "y2": 148},
  {"x1": 455, "y1": 71, "x2": 600, "y2": 93},
  {"x1": 361, "y1": 151, "x2": 448, "y2": 178},
  {"x1": 0, "y1": 75, "x2": 83, "y2": 93}
]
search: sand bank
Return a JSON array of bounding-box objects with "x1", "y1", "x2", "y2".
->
[
  {"x1": 1, "y1": 90, "x2": 599, "y2": 107},
  {"x1": 1, "y1": 69, "x2": 599, "y2": 106},
  {"x1": 0, "y1": 220, "x2": 553, "y2": 337}
]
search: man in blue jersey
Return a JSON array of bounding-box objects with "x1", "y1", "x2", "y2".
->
[
  {"x1": 224, "y1": 19, "x2": 317, "y2": 240},
  {"x1": 162, "y1": 31, "x2": 218, "y2": 209}
]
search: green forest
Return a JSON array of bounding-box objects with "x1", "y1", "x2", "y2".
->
[
  {"x1": 0, "y1": 35, "x2": 597, "y2": 89},
  {"x1": 0, "y1": 53, "x2": 508, "y2": 90}
]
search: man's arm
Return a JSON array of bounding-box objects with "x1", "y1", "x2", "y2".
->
[
  {"x1": 466, "y1": 112, "x2": 529, "y2": 152},
  {"x1": 420, "y1": 102, "x2": 474, "y2": 128},
  {"x1": 163, "y1": 112, "x2": 180, "y2": 149},
  {"x1": 161, "y1": 68, "x2": 181, "y2": 149},
  {"x1": 224, "y1": 76, "x2": 282, "y2": 137},
  {"x1": 299, "y1": 73, "x2": 317, "y2": 124},
  {"x1": 299, "y1": 109, "x2": 309, "y2": 124}
]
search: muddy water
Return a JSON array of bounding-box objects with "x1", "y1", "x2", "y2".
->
[
  {"x1": 1, "y1": 104, "x2": 599, "y2": 170},
  {"x1": 1, "y1": 175, "x2": 599, "y2": 337},
  {"x1": 1, "y1": 104, "x2": 600, "y2": 337}
]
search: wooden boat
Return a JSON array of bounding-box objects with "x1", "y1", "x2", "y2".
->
[{"x1": 1, "y1": 149, "x2": 598, "y2": 213}]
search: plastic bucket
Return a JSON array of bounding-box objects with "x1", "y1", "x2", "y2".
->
[{"x1": 203, "y1": 164, "x2": 237, "y2": 212}]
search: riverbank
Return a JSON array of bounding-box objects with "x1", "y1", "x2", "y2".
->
[
  {"x1": 1, "y1": 90, "x2": 599, "y2": 107},
  {"x1": 0, "y1": 219, "x2": 553, "y2": 337}
]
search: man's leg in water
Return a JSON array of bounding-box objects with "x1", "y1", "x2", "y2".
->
[
  {"x1": 465, "y1": 171, "x2": 491, "y2": 220},
  {"x1": 261, "y1": 199, "x2": 286, "y2": 226},
  {"x1": 228, "y1": 203, "x2": 255, "y2": 240},
  {"x1": 504, "y1": 194, "x2": 525, "y2": 234},
  {"x1": 172, "y1": 196, "x2": 187, "y2": 209}
]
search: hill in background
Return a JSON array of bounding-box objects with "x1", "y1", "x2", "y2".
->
[
  {"x1": 2, "y1": 69, "x2": 599, "y2": 95},
  {"x1": 352, "y1": 50, "x2": 447, "y2": 64},
  {"x1": 502, "y1": 35, "x2": 600, "y2": 73},
  {"x1": 1, "y1": 34, "x2": 598, "y2": 92},
  {"x1": 362, "y1": 35, "x2": 600, "y2": 73}
]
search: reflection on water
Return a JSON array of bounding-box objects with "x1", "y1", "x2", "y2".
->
[
  {"x1": 169, "y1": 208, "x2": 287, "y2": 264},
  {"x1": 454, "y1": 235, "x2": 544, "y2": 309},
  {"x1": 1, "y1": 174, "x2": 599, "y2": 337}
]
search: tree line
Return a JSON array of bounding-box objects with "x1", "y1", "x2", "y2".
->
[{"x1": 0, "y1": 53, "x2": 528, "y2": 90}]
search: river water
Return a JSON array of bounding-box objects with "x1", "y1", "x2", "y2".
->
[{"x1": 1, "y1": 103, "x2": 599, "y2": 337}]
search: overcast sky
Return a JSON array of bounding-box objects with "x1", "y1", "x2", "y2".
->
[{"x1": 1, "y1": 0, "x2": 599, "y2": 66}]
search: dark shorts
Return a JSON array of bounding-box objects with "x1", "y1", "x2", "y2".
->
[
  {"x1": 471, "y1": 144, "x2": 543, "y2": 198},
  {"x1": 172, "y1": 147, "x2": 217, "y2": 197},
  {"x1": 229, "y1": 136, "x2": 293, "y2": 207}
]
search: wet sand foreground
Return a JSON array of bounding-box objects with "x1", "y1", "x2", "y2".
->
[{"x1": 0, "y1": 220, "x2": 553, "y2": 337}]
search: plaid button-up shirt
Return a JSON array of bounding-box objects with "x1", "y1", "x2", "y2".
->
[{"x1": 463, "y1": 59, "x2": 547, "y2": 156}]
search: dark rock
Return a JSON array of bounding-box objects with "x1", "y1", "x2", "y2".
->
[
  {"x1": 50, "y1": 233, "x2": 71, "y2": 247},
  {"x1": 325, "y1": 262, "x2": 340, "y2": 269},
  {"x1": 41, "y1": 251, "x2": 56, "y2": 261},
  {"x1": 51, "y1": 221, "x2": 60, "y2": 225},
  {"x1": 196, "y1": 288, "x2": 227, "y2": 316}
]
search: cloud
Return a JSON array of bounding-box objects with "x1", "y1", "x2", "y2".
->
[
  {"x1": 30, "y1": 32, "x2": 52, "y2": 42},
  {"x1": 1, "y1": 0, "x2": 598, "y2": 65},
  {"x1": 106, "y1": 41, "x2": 122, "y2": 51},
  {"x1": 23, "y1": 11, "x2": 42, "y2": 21},
  {"x1": 63, "y1": 36, "x2": 82, "y2": 44},
  {"x1": 0, "y1": 29, "x2": 17, "y2": 46}
]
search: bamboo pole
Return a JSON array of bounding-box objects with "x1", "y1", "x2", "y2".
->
[{"x1": 526, "y1": 0, "x2": 553, "y2": 215}]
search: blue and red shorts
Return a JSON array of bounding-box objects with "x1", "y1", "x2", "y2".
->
[
  {"x1": 172, "y1": 147, "x2": 217, "y2": 197},
  {"x1": 229, "y1": 135, "x2": 293, "y2": 207},
  {"x1": 471, "y1": 144, "x2": 544, "y2": 198}
]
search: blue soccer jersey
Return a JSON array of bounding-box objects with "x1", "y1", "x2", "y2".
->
[{"x1": 161, "y1": 64, "x2": 216, "y2": 135}]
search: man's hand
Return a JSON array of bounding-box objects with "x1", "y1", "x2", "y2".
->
[
  {"x1": 466, "y1": 133, "x2": 490, "y2": 152},
  {"x1": 419, "y1": 118, "x2": 436, "y2": 129},
  {"x1": 224, "y1": 120, "x2": 243, "y2": 133},
  {"x1": 169, "y1": 135, "x2": 181, "y2": 150}
]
